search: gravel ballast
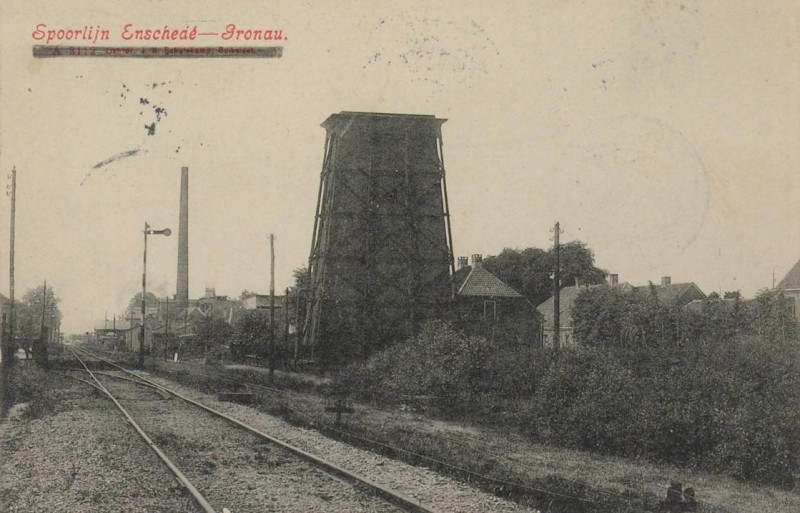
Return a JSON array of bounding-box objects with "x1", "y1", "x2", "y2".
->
[
  {"x1": 2, "y1": 364, "x2": 539, "y2": 512},
  {"x1": 98, "y1": 372, "x2": 404, "y2": 512},
  {"x1": 139, "y1": 371, "x2": 539, "y2": 513},
  {"x1": 0, "y1": 377, "x2": 196, "y2": 513}
]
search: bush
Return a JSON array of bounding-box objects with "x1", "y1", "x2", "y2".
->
[
  {"x1": 204, "y1": 345, "x2": 232, "y2": 366},
  {"x1": 341, "y1": 320, "x2": 497, "y2": 412},
  {"x1": 3, "y1": 365, "x2": 59, "y2": 418},
  {"x1": 342, "y1": 318, "x2": 800, "y2": 487},
  {"x1": 532, "y1": 349, "x2": 642, "y2": 453},
  {"x1": 532, "y1": 343, "x2": 800, "y2": 487}
]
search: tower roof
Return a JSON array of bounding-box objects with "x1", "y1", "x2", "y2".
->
[
  {"x1": 321, "y1": 111, "x2": 446, "y2": 134},
  {"x1": 777, "y1": 258, "x2": 800, "y2": 290}
]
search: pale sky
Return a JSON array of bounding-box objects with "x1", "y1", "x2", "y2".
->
[{"x1": 1, "y1": 0, "x2": 799, "y2": 333}]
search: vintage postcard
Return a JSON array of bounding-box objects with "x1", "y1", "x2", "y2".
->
[{"x1": 1, "y1": 1, "x2": 798, "y2": 512}]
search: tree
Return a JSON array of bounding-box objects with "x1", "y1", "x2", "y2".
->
[
  {"x1": 15, "y1": 285, "x2": 62, "y2": 366},
  {"x1": 230, "y1": 311, "x2": 272, "y2": 360},
  {"x1": 679, "y1": 293, "x2": 755, "y2": 346},
  {"x1": 723, "y1": 290, "x2": 741, "y2": 300},
  {"x1": 197, "y1": 315, "x2": 232, "y2": 344},
  {"x1": 127, "y1": 292, "x2": 159, "y2": 312},
  {"x1": 559, "y1": 241, "x2": 608, "y2": 288},
  {"x1": 483, "y1": 241, "x2": 607, "y2": 306},
  {"x1": 571, "y1": 286, "x2": 628, "y2": 348},
  {"x1": 754, "y1": 289, "x2": 799, "y2": 346},
  {"x1": 292, "y1": 266, "x2": 310, "y2": 292},
  {"x1": 572, "y1": 285, "x2": 680, "y2": 349},
  {"x1": 291, "y1": 265, "x2": 310, "y2": 344}
]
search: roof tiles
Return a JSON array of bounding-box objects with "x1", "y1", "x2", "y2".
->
[{"x1": 454, "y1": 265, "x2": 524, "y2": 298}]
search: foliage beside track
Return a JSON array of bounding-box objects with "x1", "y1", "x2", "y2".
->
[
  {"x1": 1, "y1": 364, "x2": 60, "y2": 419},
  {"x1": 339, "y1": 320, "x2": 800, "y2": 489},
  {"x1": 150, "y1": 359, "x2": 660, "y2": 513}
]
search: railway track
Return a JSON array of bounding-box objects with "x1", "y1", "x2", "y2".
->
[{"x1": 68, "y1": 347, "x2": 439, "y2": 513}]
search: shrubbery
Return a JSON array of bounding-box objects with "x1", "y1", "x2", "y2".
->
[
  {"x1": 341, "y1": 321, "x2": 495, "y2": 411},
  {"x1": 341, "y1": 319, "x2": 800, "y2": 488},
  {"x1": 2, "y1": 365, "x2": 59, "y2": 418},
  {"x1": 551, "y1": 344, "x2": 800, "y2": 486},
  {"x1": 532, "y1": 350, "x2": 642, "y2": 454}
]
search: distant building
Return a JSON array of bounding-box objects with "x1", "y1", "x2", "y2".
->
[
  {"x1": 174, "y1": 305, "x2": 207, "y2": 325},
  {"x1": 776, "y1": 258, "x2": 800, "y2": 321},
  {"x1": 451, "y1": 254, "x2": 538, "y2": 346},
  {"x1": 640, "y1": 276, "x2": 706, "y2": 306},
  {"x1": 124, "y1": 305, "x2": 159, "y2": 321},
  {"x1": 93, "y1": 317, "x2": 131, "y2": 349},
  {"x1": 194, "y1": 288, "x2": 239, "y2": 322},
  {"x1": 123, "y1": 318, "x2": 156, "y2": 353},
  {"x1": 116, "y1": 289, "x2": 242, "y2": 356},
  {"x1": 681, "y1": 297, "x2": 744, "y2": 314},
  {"x1": 537, "y1": 275, "x2": 634, "y2": 348},
  {"x1": 536, "y1": 273, "x2": 707, "y2": 348},
  {"x1": 242, "y1": 294, "x2": 285, "y2": 312}
]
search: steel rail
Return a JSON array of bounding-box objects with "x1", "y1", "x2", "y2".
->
[
  {"x1": 70, "y1": 348, "x2": 218, "y2": 513},
  {"x1": 64, "y1": 368, "x2": 172, "y2": 398},
  {"x1": 56, "y1": 371, "x2": 107, "y2": 393},
  {"x1": 76, "y1": 347, "x2": 441, "y2": 513}
]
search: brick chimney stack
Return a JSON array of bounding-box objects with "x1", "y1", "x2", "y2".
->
[
  {"x1": 176, "y1": 166, "x2": 189, "y2": 303},
  {"x1": 458, "y1": 256, "x2": 468, "y2": 269},
  {"x1": 661, "y1": 276, "x2": 671, "y2": 286},
  {"x1": 471, "y1": 254, "x2": 483, "y2": 269}
]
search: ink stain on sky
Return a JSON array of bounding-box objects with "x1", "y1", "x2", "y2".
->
[
  {"x1": 117, "y1": 82, "x2": 172, "y2": 136},
  {"x1": 82, "y1": 147, "x2": 146, "y2": 185}
]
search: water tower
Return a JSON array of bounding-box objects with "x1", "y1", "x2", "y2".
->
[{"x1": 303, "y1": 112, "x2": 455, "y2": 361}]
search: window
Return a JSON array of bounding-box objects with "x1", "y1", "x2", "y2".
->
[
  {"x1": 483, "y1": 300, "x2": 497, "y2": 320},
  {"x1": 787, "y1": 297, "x2": 797, "y2": 319}
]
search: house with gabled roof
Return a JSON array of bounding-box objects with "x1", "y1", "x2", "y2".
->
[
  {"x1": 537, "y1": 274, "x2": 705, "y2": 348},
  {"x1": 450, "y1": 254, "x2": 539, "y2": 346},
  {"x1": 537, "y1": 274, "x2": 635, "y2": 348},
  {"x1": 776, "y1": 257, "x2": 800, "y2": 321},
  {"x1": 641, "y1": 276, "x2": 706, "y2": 306},
  {"x1": 454, "y1": 255, "x2": 524, "y2": 300}
]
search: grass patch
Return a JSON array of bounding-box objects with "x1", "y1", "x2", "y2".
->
[
  {"x1": 2, "y1": 364, "x2": 61, "y2": 419},
  {"x1": 151, "y1": 359, "x2": 662, "y2": 513},
  {"x1": 146, "y1": 355, "x2": 800, "y2": 513}
]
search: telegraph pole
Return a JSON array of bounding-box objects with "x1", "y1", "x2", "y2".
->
[
  {"x1": 294, "y1": 287, "x2": 303, "y2": 366},
  {"x1": 139, "y1": 223, "x2": 171, "y2": 368},
  {"x1": 1, "y1": 314, "x2": 6, "y2": 366},
  {"x1": 38, "y1": 280, "x2": 48, "y2": 367},
  {"x1": 4, "y1": 166, "x2": 16, "y2": 367},
  {"x1": 269, "y1": 234, "x2": 276, "y2": 383},
  {"x1": 553, "y1": 221, "x2": 562, "y2": 351},
  {"x1": 141, "y1": 223, "x2": 148, "y2": 368},
  {"x1": 164, "y1": 297, "x2": 169, "y2": 361},
  {"x1": 50, "y1": 304, "x2": 55, "y2": 346},
  {"x1": 284, "y1": 286, "x2": 291, "y2": 367}
]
